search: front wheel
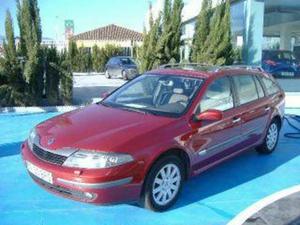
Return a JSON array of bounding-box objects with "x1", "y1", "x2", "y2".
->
[
  {"x1": 141, "y1": 155, "x2": 184, "y2": 211},
  {"x1": 256, "y1": 120, "x2": 280, "y2": 154}
]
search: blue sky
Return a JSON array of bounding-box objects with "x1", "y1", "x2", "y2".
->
[{"x1": 0, "y1": 0, "x2": 149, "y2": 39}]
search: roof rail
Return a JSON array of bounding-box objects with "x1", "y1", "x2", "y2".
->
[
  {"x1": 160, "y1": 63, "x2": 213, "y2": 69},
  {"x1": 159, "y1": 63, "x2": 263, "y2": 72},
  {"x1": 215, "y1": 65, "x2": 263, "y2": 72}
]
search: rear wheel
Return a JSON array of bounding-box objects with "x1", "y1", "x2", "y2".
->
[
  {"x1": 256, "y1": 120, "x2": 280, "y2": 154},
  {"x1": 105, "y1": 70, "x2": 111, "y2": 79},
  {"x1": 141, "y1": 155, "x2": 184, "y2": 211},
  {"x1": 122, "y1": 70, "x2": 128, "y2": 80}
]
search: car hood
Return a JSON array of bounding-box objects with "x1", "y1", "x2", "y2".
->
[{"x1": 36, "y1": 104, "x2": 174, "y2": 153}]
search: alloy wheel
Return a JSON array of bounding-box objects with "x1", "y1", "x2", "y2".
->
[
  {"x1": 152, "y1": 163, "x2": 181, "y2": 206},
  {"x1": 266, "y1": 123, "x2": 278, "y2": 150}
]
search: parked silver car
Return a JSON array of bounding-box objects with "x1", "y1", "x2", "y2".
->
[{"x1": 105, "y1": 56, "x2": 139, "y2": 80}]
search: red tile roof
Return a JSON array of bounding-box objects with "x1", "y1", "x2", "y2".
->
[{"x1": 72, "y1": 24, "x2": 143, "y2": 42}]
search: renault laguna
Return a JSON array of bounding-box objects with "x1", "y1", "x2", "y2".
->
[{"x1": 22, "y1": 65, "x2": 285, "y2": 211}]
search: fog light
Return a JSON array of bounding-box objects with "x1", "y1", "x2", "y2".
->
[{"x1": 84, "y1": 192, "x2": 94, "y2": 199}]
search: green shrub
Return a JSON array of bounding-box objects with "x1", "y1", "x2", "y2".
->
[
  {"x1": 91, "y1": 44, "x2": 122, "y2": 73},
  {"x1": 44, "y1": 47, "x2": 60, "y2": 105}
]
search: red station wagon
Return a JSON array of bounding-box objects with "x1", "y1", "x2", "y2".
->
[{"x1": 22, "y1": 65, "x2": 285, "y2": 211}]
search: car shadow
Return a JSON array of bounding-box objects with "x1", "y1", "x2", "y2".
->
[
  {"x1": 0, "y1": 141, "x2": 23, "y2": 158},
  {"x1": 171, "y1": 131, "x2": 300, "y2": 210}
]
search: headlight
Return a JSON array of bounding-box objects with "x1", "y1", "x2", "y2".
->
[
  {"x1": 28, "y1": 128, "x2": 38, "y2": 150},
  {"x1": 63, "y1": 150, "x2": 134, "y2": 169}
]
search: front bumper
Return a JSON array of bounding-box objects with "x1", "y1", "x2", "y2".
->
[
  {"x1": 125, "y1": 69, "x2": 139, "y2": 79},
  {"x1": 21, "y1": 141, "x2": 143, "y2": 204}
]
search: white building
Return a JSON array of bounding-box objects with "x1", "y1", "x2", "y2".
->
[{"x1": 180, "y1": 0, "x2": 202, "y2": 61}]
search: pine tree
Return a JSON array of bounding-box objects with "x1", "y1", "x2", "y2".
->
[
  {"x1": 162, "y1": 0, "x2": 172, "y2": 32},
  {"x1": 216, "y1": 0, "x2": 234, "y2": 65},
  {"x1": 4, "y1": 11, "x2": 17, "y2": 64},
  {"x1": 3, "y1": 10, "x2": 24, "y2": 91},
  {"x1": 169, "y1": 0, "x2": 184, "y2": 62},
  {"x1": 0, "y1": 10, "x2": 26, "y2": 106},
  {"x1": 191, "y1": 0, "x2": 212, "y2": 63},
  {"x1": 155, "y1": 0, "x2": 183, "y2": 65},
  {"x1": 19, "y1": 0, "x2": 44, "y2": 103},
  {"x1": 203, "y1": 0, "x2": 234, "y2": 65},
  {"x1": 156, "y1": 0, "x2": 172, "y2": 65},
  {"x1": 16, "y1": 0, "x2": 26, "y2": 56},
  {"x1": 138, "y1": 4, "x2": 161, "y2": 73}
]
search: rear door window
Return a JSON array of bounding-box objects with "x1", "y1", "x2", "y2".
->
[{"x1": 233, "y1": 75, "x2": 259, "y2": 105}]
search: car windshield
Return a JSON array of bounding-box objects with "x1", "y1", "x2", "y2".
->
[
  {"x1": 102, "y1": 74, "x2": 203, "y2": 117},
  {"x1": 120, "y1": 58, "x2": 135, "y2": 65}
]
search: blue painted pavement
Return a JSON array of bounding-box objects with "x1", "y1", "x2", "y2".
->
[{"x1": 0, "y1": 110, "x2": 300, "y2": 225}]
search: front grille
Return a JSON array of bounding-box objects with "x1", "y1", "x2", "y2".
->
[
  {"x1": 29, "y1": 173, "x2": 95, "y2": 202},
  {"x1": 32, "y1": 144, "x2": 67, "y2": 165}
]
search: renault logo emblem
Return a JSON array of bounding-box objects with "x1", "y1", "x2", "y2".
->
[{"x1": 47, "y1": 137, "x2": 55, "y2": 145}]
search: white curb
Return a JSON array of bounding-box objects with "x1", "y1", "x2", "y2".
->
[
  {"x1": 227, "y1": 185, "x2": 300, "y2": 225},
  {"x1": 0, "y1": 106, "x2": 80, "y2": 114}
]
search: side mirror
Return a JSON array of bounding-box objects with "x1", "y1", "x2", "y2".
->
[
  {"x1": 101, "y1": 91, "x2": 110, "y2": 99},
  {"x1": 195, "y1": 109, "x2": 223, "y2": 122}
]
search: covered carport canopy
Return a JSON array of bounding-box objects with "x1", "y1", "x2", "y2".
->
[
  {"x1": 238, "y1": 0, "x2": 300, "y2": 65},
  {"x1": 264, "y1": 0, "x2": 300, "y2": 51}
]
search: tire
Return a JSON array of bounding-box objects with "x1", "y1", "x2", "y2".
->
[
  {"x1": 122, "y1": 70, "x2": 128, "y2": 80},
  {"x1": 256, "y1": 120, "x2": 280, "y2": 154},
  {"x1": 141, "y1": 155, "x2": 185, "y2": 211},
  {"x1": 105, "y1": 70, "x2": 111, "y2": 79}
]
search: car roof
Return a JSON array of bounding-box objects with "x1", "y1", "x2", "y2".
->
[
  {"x1": 263, "y1": 50, "x2": 292, "y2": 53},
  {"x1": 146, "y1": 64, "x2": 264, "y2": 80},
  {"x1": 112, "y1": 56, "x2": 132, "y2": 59}
]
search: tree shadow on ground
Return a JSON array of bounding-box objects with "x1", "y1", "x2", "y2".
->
[{"x1": 0, "y1": 141, "x2": 22, "y2": 158}]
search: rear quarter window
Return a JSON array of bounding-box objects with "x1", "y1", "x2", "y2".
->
[
  {"x1": 260, "y1": 76, "x2": 281, "y2": 96},
  {"x1": 254, "y1": 76, "x2": 265, "y2": 98}
]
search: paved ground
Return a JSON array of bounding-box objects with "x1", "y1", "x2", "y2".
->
[
  {"x1": 277, "y1": 78, "x2": 300, "y2": 92},
  {"x1": 0, "y1": 110, "x2": 300, "y2": 225},
  {"x1": 243, "y1": 192, "x2": 300, "y2": 225},
  {"x1": 73, "y1": 73, "x2": 126, "y2": 105}
]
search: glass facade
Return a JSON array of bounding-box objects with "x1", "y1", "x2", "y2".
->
[
  {"x1": 231, "y1": 1, "x2": 246, "y2": 48},
  {"x1": 230, "y1": 0, "x2": 300, "y2": 95}
]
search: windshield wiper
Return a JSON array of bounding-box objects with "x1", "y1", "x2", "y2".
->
[
  {"x1": 119, "y1": 105, "x2": 161, "y2": 116},
  {"x1": 98, "y1": 101, "x2": 111, "y2": 107},
  {"x1": 100, "y1": 102, "x2": 159, "y2": 116},
  {"x1": 119, "y1": 106, "x2": 148, "y2": 114}
]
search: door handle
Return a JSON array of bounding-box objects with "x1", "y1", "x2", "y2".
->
[
  {"x1": 265, "y1": 106, "x2": 271, "y2": 112},
  {"x1": 232, "y1": 117, "x2": 241, "y2": 124}
]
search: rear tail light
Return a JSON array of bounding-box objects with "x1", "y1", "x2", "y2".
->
[{"x1": 265, "y1": 60, "x2": 277, "y2": 66}]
